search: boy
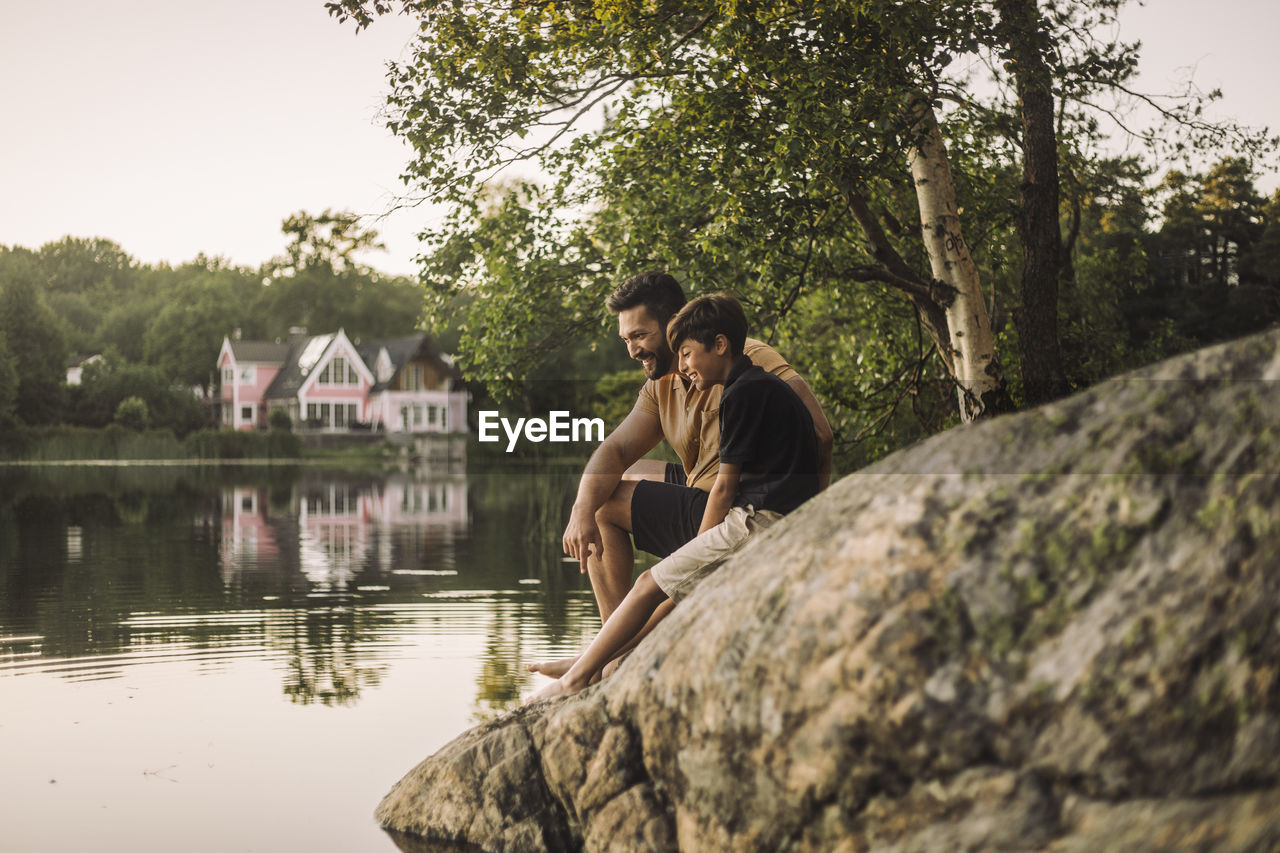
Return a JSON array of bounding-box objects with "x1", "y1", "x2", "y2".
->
[{"x1": 527, "y1": 294, "x2": 818, "y2": 703}]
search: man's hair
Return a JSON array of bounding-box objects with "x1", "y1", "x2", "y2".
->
[
  {"x1": 606, "y1": 271, "x2": 687, "y2": 329},
  {"x1": 666, "y1": 293, "x2": 748, "y2": 358}
]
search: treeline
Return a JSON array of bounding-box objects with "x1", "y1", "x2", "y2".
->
[{"x1": 0, "y1": 210, "x2": 430, "y2": 437}]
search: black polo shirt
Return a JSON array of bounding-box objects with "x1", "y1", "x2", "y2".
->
[{"x1": 717, "y1": 355, "x2": 819, "y2": 515}]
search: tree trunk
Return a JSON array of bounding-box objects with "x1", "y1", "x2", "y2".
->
[
  {"x1": 907, "y1": 95, "x2": 1007, "y2": 422},
  {"x1": 996, "y1": 0, "x2": 1070, "y2": 405}
]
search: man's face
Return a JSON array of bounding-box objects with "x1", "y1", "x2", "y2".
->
[{"x1": 618, "y1": 305, "x2": 674, "y2": 380}]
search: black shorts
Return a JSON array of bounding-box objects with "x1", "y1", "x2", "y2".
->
[{"x1": 631, "y1": 479, "x2": 707, "y2": 559}]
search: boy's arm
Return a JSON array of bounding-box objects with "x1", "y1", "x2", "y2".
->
[{"x1": 698, "y1": 463, "x2": 741, "y2": 536}]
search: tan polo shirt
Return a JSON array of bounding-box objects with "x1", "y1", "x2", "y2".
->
[{"x1": 635, "y1": 338, "x2": 796, "y2": 492}]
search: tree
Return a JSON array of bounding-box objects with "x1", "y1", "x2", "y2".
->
[
  {"x1": 69, "y1": 358, "x2": 206, "y2": 435},
  {"x1": 1146, "y1": 158, "x2": 1280, "y2": 344},
  {"x1": 0, "y1": 329, "x2": 18, "y2": 427},
  {"x1": 33, "y1": 237, "x2": 138, "y2": 357},
  {"x1": 257, "y1": 210, "x2": 424, "y2": 342},
  {"x1": 0, "y1": 250, "x2": 68, "y2": 425},
  {"x1": 142, "y1": 260, "x2": 264, "y2": 392},
  {"x1": 992, "y1": 0, "x2": 1068, "y2": 404},
  {"x1": 274, "y1": 209, "x2": 385, "y2": 277},
  {"x1": 331, "y1": 0, "x2": 1026, "y2": 423},
  {"x1": 114, "y1": 396, "x2": 150, "y2": 431}
]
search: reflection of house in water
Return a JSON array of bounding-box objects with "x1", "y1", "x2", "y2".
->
[
  {"x1": 219, "y1": 487, "x2": 282, "y2": 578},
  {"x1": 298, "y1": 480, "x2": 371, "y2": 588},
  {"x1": 366, "y1": 475, "x2": 470, "y2": 575},
  {"x1": 213, "y1": 474, "x2": 469, "y2": 590}
]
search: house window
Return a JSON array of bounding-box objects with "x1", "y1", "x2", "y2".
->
[
  {"x1": 412, "y1": 405, "x2": 423, "y2": 427},
  {"x1": 305, "y1": 399, "x2": 335, "y2": 422},
  {"x1": 223, "y1": 367, "x2": 234, "y2": 386},
  {"x1": 427, "y1": 405, "x2": 437, "y2": 426},
  {"x1": 334, "y1": 404, "x2": 348, "y2": 428},
  {"x1": 347, "y1": 403, "x2": 358, "y2": 425},
  {"x1": 319, "y1": 356, "x2": 359, "y2": 386},
  {"x1": 239, "y1": 366, "x2": 255, "y2": 384},
  {"x1": 441, "y1": 407, "x2": 448, "y2": 430},
  {"x1": 241, "y1": 406, "x2": 253, "y2": 423},
  {"x1": 403, "y1": 364, "x2": 423, "y2": 391}
]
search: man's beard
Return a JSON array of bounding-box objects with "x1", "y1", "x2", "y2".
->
[{"x1": 640, "y1": 347, "x2": 674, "y2": 380}]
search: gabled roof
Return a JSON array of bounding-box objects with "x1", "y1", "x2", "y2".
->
[
  {"x1": 263, "y1": 333, "x2": 335, "y2": 400},
  {"x1": 227, "y1": 340, "x2": 291, "y2": 363},
  {"x1": 357, "y1": 333, "x2": 462, "y2": 393}
]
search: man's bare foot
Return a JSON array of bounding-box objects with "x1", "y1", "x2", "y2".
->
[
  {"x1": 527, "y1": 656, "x2": 577, "y2": 679},
  {"x1": 524, "y1": 676, "x2": 586, "y2": 705}
]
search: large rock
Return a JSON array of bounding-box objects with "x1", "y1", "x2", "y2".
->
[{"x1": 377, "y1": 329, "x2": 1280, "y2": 852}]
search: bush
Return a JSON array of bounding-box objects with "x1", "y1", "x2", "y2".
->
[
  {"x1": 268, "y1": 407, "x2": 293, "y2": 432},
  {"x1": 115, "y1": 396, "x2": 150, "y2": 431},
  {"x1": 182, "y1": 428, "x2": 303, "y2": 460},
  {"x1": 266, "y1": 428, "x2": 303, "y2": 458}
]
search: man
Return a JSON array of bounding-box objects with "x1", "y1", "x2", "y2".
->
[{"x1": 529, "y1": 272, "x2": 833, "y2": 678}]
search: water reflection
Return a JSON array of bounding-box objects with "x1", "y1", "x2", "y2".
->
[
  {"x1": 0, "y1": 464, "x2": 599, "y2": 711},
  {"x1": 216, "y1": 473, "x2": 469, "y2": 593}
]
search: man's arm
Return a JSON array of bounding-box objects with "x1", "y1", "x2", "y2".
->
[
  {"x1": 563, "y1": 403, "x2": 665, "y2": 567},
  {"x1": 698, "y1": 463, "x2": 741, "y2": 536},
  {"x1": 786, "y1": 375, "x2": 834, "y2": 491}
]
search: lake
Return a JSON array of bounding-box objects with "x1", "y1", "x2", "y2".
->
[{"x1": 0, "y1": 460, "x2": 610, "y2": 852}]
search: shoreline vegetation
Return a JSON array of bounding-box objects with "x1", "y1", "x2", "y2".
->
[
  {"x1": 0, "y1": 424, "x2": 340, "y2": 465},
  {"x1": 0, "y1": 425, "x2": 606, "y2": 469}
]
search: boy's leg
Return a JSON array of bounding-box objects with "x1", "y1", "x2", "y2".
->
[
  {"x1": 531, "y1": 481, "x2": 704, "y2": 677},
  {"x1": 526, "y1": 570, "x2": 669, "y2": 703},
  {"x1": 530, "y1": 597, "x2": 675, "y2": 680}
]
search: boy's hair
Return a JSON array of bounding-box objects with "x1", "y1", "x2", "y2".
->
[
  {"x1": 666, "y1": 293, "x2": 748, "y2": 357},
  {"x1": 606, "y1": 271, "x2": 687, "y2": 329}
]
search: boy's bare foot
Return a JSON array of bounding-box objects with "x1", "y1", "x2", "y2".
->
[
  {"x1": 600, "y1": 649, "x2": 632, "y2": 679},
  {"x1": 527, "y1": 656, "x2": 577, "y2": 678},
  {"x1": 524, "y1": 676, "x2": 585, "y2": 705}
]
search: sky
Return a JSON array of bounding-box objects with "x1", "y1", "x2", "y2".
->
[{"x1": 1, "y1": 0, "x2": 1277, "y2": 278}]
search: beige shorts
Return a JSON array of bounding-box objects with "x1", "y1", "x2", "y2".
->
[{"x1": 649, "y1": 505, "x2": 783, "y2": 603}]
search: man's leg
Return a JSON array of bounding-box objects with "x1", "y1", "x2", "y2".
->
[
  {"x1": 528, "y1": 480, "x2": 638, "y2": 679},
  {"x1": 621, "y1": 459, "x2": 669, "y2": 482},
  {"x1": 589, "y1": 478, "x2": 640, "y2": 620}
]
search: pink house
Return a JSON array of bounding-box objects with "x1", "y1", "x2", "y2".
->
[
  {"x1": 217, "y1": 328, "x2": 466, "y2": 433},
  {"x1": 217, "y1": 337, "x2": 291, "y2": 430}
]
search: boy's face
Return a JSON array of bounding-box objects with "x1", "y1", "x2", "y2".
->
[{"x1": 675, "y1": 336, "x2": 733, "y2": 391}]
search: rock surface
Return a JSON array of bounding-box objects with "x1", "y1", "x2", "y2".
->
[{"x1": 377, "y1": 329, "x2": 1280, "y2": 852}]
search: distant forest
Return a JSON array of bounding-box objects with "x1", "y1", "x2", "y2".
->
[{"x1": 0, "y1": 210, "x2": 438, "y2": 437}]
